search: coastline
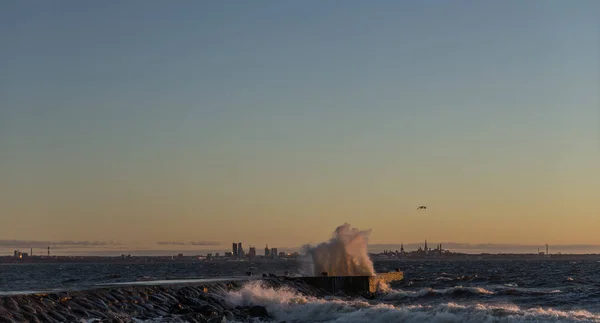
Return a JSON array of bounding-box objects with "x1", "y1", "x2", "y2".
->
[{"x1": 3, "y1": 253, "x2": 600, "y2": 265}]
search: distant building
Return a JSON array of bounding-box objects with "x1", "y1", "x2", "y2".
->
[
  {"x1": 264, "y1": 245, "x2": 270, "y2": 257},
  {"x1": 232, "y1": 242, "x2": 238, "y2": 257},
  {"x1": 215, "y1": 252, "x2": 220, "y2": 257},
  {"x1": 13, "y1": 250, "x2": 29, "y2": 259},
  {"x1": 270, "y1": 248, "x2": 278, "y2": 258},
  {"x1": 237, "y1": 242, "x2": 244, "y2": 257},
  {"x1": 249, "y1": 246, "x2": 256, "y2": 257},
  {"x1": 225, "y1": 252, "x2": 233, "y2": 257}
]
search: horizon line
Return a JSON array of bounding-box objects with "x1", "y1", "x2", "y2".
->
[{"x1": 3, "y1": 242, "x2": 600, "y2": 249}]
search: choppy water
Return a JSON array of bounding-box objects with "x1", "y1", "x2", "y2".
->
[
  {"x1": 1, "y1": 259, "x2": 599, "y2": 322},
  {"x1": 0, "y1": 261, "x2": 299, "y2": 293}
]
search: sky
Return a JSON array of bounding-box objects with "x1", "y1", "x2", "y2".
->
[{"x1": 1, "y1": 1, "x2": 599, "y2": 255}]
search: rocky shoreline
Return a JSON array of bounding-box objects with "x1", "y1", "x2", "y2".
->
[{"x1": 0, "y1": 278, "x2": 325, "y2": 323}]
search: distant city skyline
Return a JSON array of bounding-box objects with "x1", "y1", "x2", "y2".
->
[
  {"x1": 3, "y1": 241, "x2": 600, "y2": 257},
  {"x1": 1, "y1": 2, "x2": 598, "y2": 247}
]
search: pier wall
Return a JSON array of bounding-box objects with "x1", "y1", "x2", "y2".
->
[
  {"x1": 287, "y1": 271, "x2": 404, "y2": 295},
  {"x1": 286, "y1": 276, "x2": 371, "y2": 295},
  {"x1": 368, "y1": 271, "x2": 404, "y2": 293}
]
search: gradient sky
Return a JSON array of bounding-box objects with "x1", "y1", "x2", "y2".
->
[{"x1": 1, "y1": 1, "x2": 599, "y2": 253}]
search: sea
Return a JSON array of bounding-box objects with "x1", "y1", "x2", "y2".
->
[{"x1": 1, "y1": 259, "x2": 600, "y2": 322}]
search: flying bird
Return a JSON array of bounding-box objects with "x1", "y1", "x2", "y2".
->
[{"x1": 417, "y1": 206, "x2": 427, "y2": 210}]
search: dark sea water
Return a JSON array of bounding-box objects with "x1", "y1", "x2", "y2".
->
[{"x1": 1, "y1": 259, "x2": 599, "y2": 322}]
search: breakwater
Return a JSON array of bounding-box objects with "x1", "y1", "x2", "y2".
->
[
  {"x1": 0, "y1": 273, "x2": 402, "y2": 322},
  {"x1": 0, "y1": 278, "x2": 273, "y2": 323}
]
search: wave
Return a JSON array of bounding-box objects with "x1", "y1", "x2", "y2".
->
[
  {"x1": 224, "y1": 282, "x2": 598, "y2": 323},
  {"x1": 496, "y1": 287, "x2": 561, "y2": 296},
  {"x1": 383, "y1": 285, "x2": 561, "y2": 300},
  {"x1": 382, "y1": 286, "x2": 495, "y2": 299}
]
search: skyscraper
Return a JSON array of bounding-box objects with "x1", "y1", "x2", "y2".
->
[
  {"x1": 232, "y1": 242, "x2": 238, "y2": 257},
  {"x1": 237, "y1": 242, "x2": 244, "y2": 257},
  {"x1": 264, "y1": 245, "x2": 270, "y2": 257}
]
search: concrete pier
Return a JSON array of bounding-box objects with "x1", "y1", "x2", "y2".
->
[
  {"x1": 286, "y1": 271, "x2": 404, "y2": 295},
  {"x1": 369, "y1": 272, "x2": 404, "y2": 293}
]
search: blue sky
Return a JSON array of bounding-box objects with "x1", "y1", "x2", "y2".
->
[{"x1": 1, "y1": 1, "x2": 598, "y2": 250}]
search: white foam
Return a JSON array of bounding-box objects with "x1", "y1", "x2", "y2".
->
[
  {"x1": 302, "y1": 223, "x2": 375, "y2": 276},
  {"x1": 224, "y1": 282, "x2": 600, "y2": 323}
]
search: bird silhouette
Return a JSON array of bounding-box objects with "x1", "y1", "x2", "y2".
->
[{"x1": 417, "y1": 206, "x2": 427, "y2": 210}]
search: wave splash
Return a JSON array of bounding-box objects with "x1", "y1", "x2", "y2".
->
[{"x1": 302, "y1": 223, "x2": 375, "y2": 276}]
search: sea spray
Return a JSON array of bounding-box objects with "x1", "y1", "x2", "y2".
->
[{"x1": 302, "y1": 223, "x2": 375, "y2": 276}]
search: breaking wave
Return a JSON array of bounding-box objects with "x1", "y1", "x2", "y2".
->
[
  {"x1": 302, "y1": 223, "x2": 375, "y2": 276},
  {"x1": 225, "y1": 282, "x2": 600, "y2": 323}
]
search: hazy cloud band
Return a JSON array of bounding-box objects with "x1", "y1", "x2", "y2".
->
[
  {"x1": 0, "y1": 240, "x2": 121, "y2": 247},
  {"x1": 156, "y1": 241, "x2": 221, "y2": 246}
]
